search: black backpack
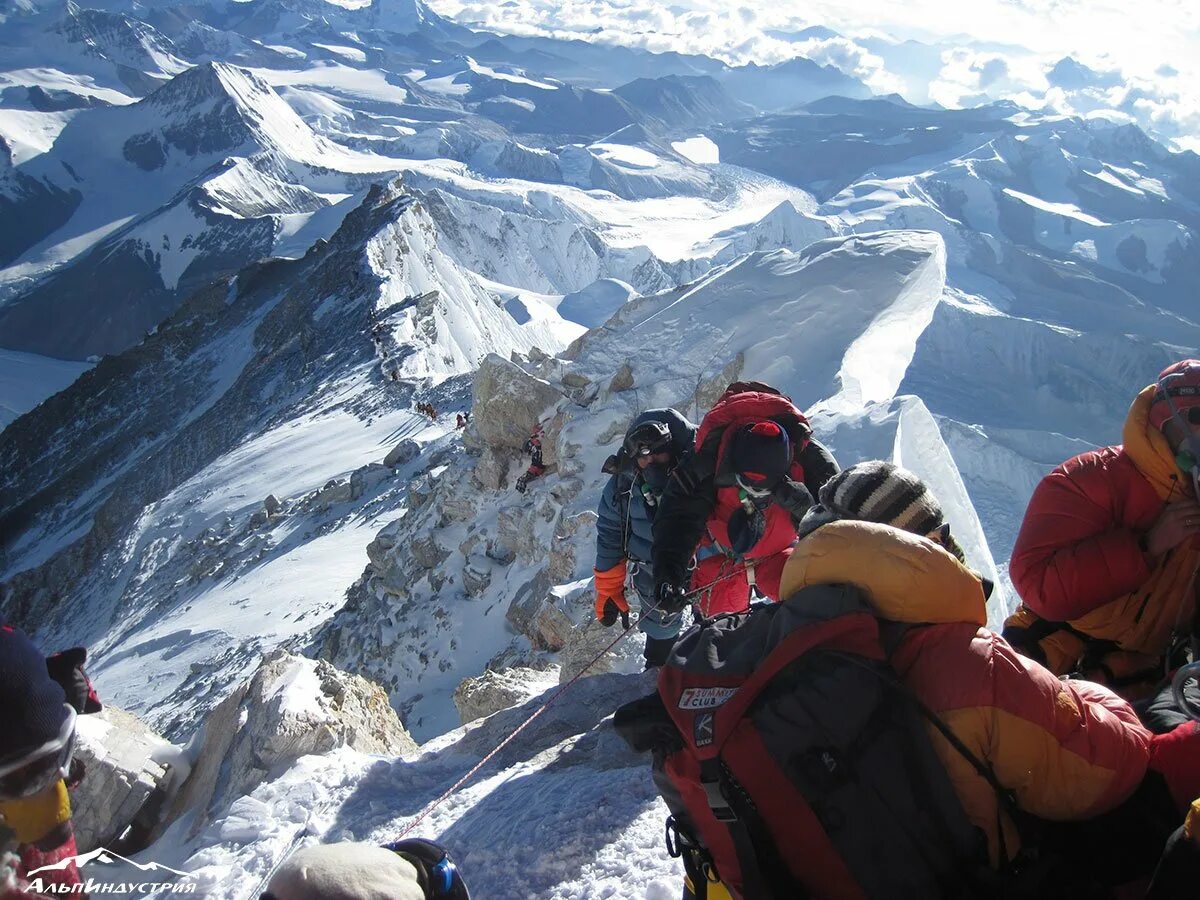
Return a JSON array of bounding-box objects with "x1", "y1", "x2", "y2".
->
[{"x1": 614, "y1": 584, "x2": 999, "y2": 900}]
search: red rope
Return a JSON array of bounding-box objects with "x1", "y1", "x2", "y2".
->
[
  {"x1": 396, "y1": 621, "x2": 637, "y2": 838},
  {"x1": 396, "y1": 544, "x2": 794, "y2": 838}
]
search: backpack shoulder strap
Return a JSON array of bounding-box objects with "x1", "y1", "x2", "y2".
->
[
  {"x1": 829, "y1": 647, "x2": 1030, "y2": 870},
  {"x1": 698, "y1": 759, "x2": 781, "y2": 900}
]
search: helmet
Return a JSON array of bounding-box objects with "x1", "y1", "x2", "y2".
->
[{"x1": 1150, "y1": 360, "x2": 1200, "y2": 432}]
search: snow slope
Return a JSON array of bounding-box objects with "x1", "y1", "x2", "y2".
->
[
  {"x1": 0, "y1": 183, "x2": 582, "y2": 737},
  {"x1": 123, "y1": 672, "x2": 684, "y2": 900},
  {"x1": 0, "y1": 348, "x2": 91, "y2": 430}
]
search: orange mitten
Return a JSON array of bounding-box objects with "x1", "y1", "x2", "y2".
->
[{"x1": 594, "y1": 562, "x2": 629, "y2": 626}]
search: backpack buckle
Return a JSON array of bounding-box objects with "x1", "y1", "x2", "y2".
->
[{"x1": 702, "y1": 779, "x2": 738, "y2": 823}]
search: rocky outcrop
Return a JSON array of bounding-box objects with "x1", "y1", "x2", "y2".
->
[
  {"x1": 471, "y1": 354, "x2": 563, "y2": 454},
  {"x1": 558, "y1": 619, "x2": 638, "y2": 684},
  {"x1": 453, "y1": 666, "x2": 556, "y2": 724},
  {"x1": 505, "y1": 570, "x2": 573, "y2": 651},
  {"x1": 384, "y1": 439, "x2": 420, "y2": 467},
  {"x1": 548, "y1": 510, "x2": 597, "y2": 583},
  {"x1": 165, "y1": 651, "x2": 416, "y2": 837},
  {"x1": 72, "y1": 707, "x2": 188, "y2": 853},
  {"x1": 608, "y1": 362, "x2": 634, "y2": 393},
  {"x1": 470, "y1": 447, "x2": 508, "y2": 490}
]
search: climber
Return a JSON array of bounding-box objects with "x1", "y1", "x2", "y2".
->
[
  {"x1": 620, "y1": 462, "x2": 1200, "y2": 899},
  {"x1": 514, "y1": 425, "x2": 545, "y2": 494},
  {"x1": 455, "y1": 413, "x2": 466, "y2": 430},
  {"x1": 594, "y1": 409, "x2": 697, "y2": 667},
  {"x1": 262, "y1": 839, "x2": 469, "y2": 899},
  {"x1": 0, "y1": 624, "x2": 101, "y2": 895},
  {"x1": 1004, "y1": 359, "x2": 1200, "y2": 716},
  {"x1": 650, "y1": 381, "x2": 838, "y2": 620}
]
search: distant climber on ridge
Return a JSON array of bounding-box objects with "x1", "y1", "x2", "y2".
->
[
  {"x1": 1005, "y1": 359, "x2": 1200, "y2": 715},
  {"x1": 650, "y1": 382, "x2": 838, "y2": 619},
  {"x1": 593, "y1": 409, "x2": 697, "y2": 668},
  {"x1": 514, "y1": 425, "x2": 546, "y2": 494}
]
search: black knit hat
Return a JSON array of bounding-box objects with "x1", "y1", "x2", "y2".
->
[
  {"x1": 728, "y1": 421, "x2": 791, "y2": 487},
  {"x1": 817, "y1": 461, "x2": 945, "y2": 536},
  {"x1": 0, "y1": 624, "x2": 68, "y2": 765}
]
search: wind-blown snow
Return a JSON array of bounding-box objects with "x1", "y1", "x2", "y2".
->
[{"x1": 589, "y1": 143, "x2": 660, "y2": 169}]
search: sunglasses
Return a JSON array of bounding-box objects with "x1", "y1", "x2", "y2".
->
[
  {"x1": 0, "y1": 705, "x2": 77, "y2": 801},
  {"x1": 1157, "y1": 371, "x2": 1200, "y2": 470},
  {"x1": 622, "y1": 421, "x2": 672, "y2": 459}
]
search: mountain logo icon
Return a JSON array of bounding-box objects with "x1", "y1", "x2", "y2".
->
[{"x1": 27, "y1": 846, "x2": 191, "y2": 878}]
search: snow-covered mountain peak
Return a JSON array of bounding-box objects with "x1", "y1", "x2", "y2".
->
[
  {"x1": 136, "y1": 61, "x2": 326, "y2": 159},
  {"x1": 359, "y1": 0, "x2": 438, "y2": 31},
  {"x1": 53, "y1": 3, "x2": 187, "y2": 78}
]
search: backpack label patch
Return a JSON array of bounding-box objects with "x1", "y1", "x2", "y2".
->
[
  {"x1": 678, "y1": 687, "x2": 737, "y2": 710},
  {"x1": 694, "y1": 712, "x2": 715, "y2": 747}
]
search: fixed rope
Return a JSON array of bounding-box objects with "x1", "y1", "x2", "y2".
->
[
  {"x1": 246, "y1": 545, "x2": 788, "y2": 895},
  {"x1": 395, "y1": 620, "x2": 638, "y2": 839}
]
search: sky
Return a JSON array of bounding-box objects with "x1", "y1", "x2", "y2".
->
[{"x1": 426, "y1": 0, "x2": 1200, "y2": 151}]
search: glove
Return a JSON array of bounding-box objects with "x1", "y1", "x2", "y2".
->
[
  {"x1": 45, "y1": 647, "x2": 102, "y2": 714},
  {"x1": 515, "y1": 474, "x2": 528, "y2": 493},
  {"x1": 598, "y1": 598, "x2": 630, "y2": 629},
  {"x1": 772, "y1": 478, "x2": 815, "y2": 522},
  {"x1": 594, "y1": 563, "x2": 630, "y2": 628},
  {"x1": 655, "y1": 581, "x2": 689, "y2": 615}
]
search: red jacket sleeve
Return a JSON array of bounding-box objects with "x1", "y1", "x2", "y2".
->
[{"x1": 1009, "y1": 456, "x2": 1150, "y2": 622}]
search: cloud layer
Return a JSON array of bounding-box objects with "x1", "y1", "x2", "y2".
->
[{"x1": 426, "y1": 0, "x2": 1200, "y2": 150}]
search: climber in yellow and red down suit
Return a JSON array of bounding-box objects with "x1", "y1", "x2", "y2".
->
[
  {"x1": 1, "y1": 623, "x2": 101, "y2": 898},
  {"x1": 1005, "y1": 360, "x2": 1200, "y2": 725}
]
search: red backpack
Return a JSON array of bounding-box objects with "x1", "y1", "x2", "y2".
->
[{"x1": 614, "y1": 585, "x2": 994, "y2": 900}]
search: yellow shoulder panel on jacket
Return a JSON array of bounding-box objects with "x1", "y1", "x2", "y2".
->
[{"x1": 781, "y1": 520, "x2": 987, "y2": 626}]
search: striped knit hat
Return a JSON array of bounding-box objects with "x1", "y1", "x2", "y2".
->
[{"x1": 818, "y1": 462, "x2": 944, "y2": 535}]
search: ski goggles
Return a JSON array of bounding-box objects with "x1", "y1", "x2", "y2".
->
[
  {"x1": 382, "y1": 838, "x2": 470, "y2": 900},
  {"x1": 1157, "y1": 367, "x2": 1200, "y2": 493},
  {"x1": 623, "y1": 421, "x2": 673, "y2": 459},
  {"x1": 0, "y1": 705, "x2": 77, "y2": 801},
  {"x1": 735, "y1": 473, "x2": 774, "y2": 499}
]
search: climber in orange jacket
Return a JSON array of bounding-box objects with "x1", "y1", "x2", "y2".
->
[
  {"x1": 785, "y1": 463, "x2": 1154, "y2": 878},
  {"x1": 1005, "y1": 360, "x2": 1200, "y2": 706}
]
